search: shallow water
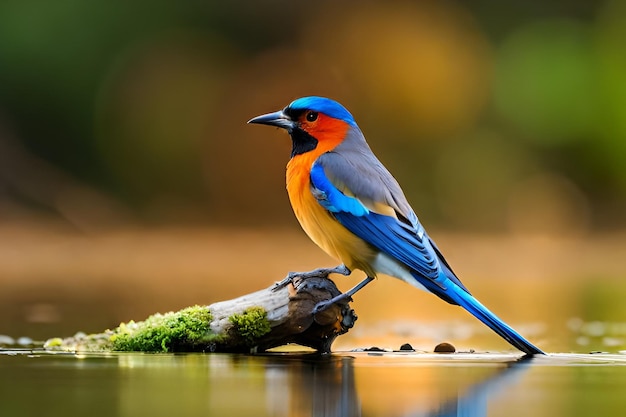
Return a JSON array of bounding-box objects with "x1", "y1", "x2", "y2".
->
[
  {"x1": 1, "y1": 350, "x2": 626, "y2": 417},
  {"x1": 2, "y1": 228, "x2": 626, "y2": 354},
  {"x1": 2, "y1": 228, "x2": 626, "y2": 416}
]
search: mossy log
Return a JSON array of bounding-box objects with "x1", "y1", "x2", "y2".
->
[{"x1": 44, "y1": 275, "x2": 357, "y2": 353}]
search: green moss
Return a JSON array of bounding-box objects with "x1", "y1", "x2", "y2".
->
[
  {"x1": 111, "y1": 305, "x2": 214, "y2": 352},
  {"x1": 228, "y1": 307, "x2": 271, "y2": 344},
  {"x1": 43, "y1": 337, "x2": 63, "y2": 348},
  {"x1": 45, "y1": 305, "x2": 275, "y2": 352}
]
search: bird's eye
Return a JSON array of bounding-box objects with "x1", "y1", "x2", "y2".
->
[{"x1": 306, "y1": 111, "x2": 318, "y2": 122}]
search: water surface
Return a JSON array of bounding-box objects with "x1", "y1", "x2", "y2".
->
[
  {"x1": 1, "y1": 350, "x2": 625, "y2": 417},
  {"x1": 2, "y1": 228, "x2": 626, "y2": 416}
]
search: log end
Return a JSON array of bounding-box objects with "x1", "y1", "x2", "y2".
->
[{"x1": 254, "y1": 276, "x2": 357, "y2": 353}]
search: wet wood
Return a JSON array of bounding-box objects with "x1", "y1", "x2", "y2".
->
[
  {"x1": 211, "y1": 275, "x2": 357, "y2": 353},
  {"x1": 44, "y1": 275, "x2": 357, "y2": 354}
]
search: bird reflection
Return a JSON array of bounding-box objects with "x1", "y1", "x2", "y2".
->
[
  {"x1": 262, "y1": 353, "x2": 533, "y2": 417},
  {"x1": 424, "y1": 355, "x2": 533, "y2": 417},
  {"x1": 263, "y1": 355, "x2": 360, "y2": 417}
]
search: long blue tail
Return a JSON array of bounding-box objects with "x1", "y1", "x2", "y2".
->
[
  {"x1": 415, "y1": 239, "x2": 544, "y2": 355},
  {"x1": 449, "y1": 284, "x2": 544, "y2": 355}
]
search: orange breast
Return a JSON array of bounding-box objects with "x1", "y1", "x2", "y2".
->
[{"x1": 285, "y1": 142, "x2": 376, "y2": 276}]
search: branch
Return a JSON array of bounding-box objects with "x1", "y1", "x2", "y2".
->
[{"x1": 44, "y1": 275, "x2": 357, "y2": 353}]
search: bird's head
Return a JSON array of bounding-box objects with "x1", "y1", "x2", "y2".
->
[{"x1": 248, "y1": 96, "x2": 357, "y2": 158}]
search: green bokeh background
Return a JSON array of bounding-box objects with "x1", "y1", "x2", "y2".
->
[{"x1": 1, "y1": 0, "x2": 624, "y2": 232}]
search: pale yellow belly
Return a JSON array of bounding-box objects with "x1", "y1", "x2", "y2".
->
[{"x1": 289, "y1": 188, "x2": 377, "y2": 276}]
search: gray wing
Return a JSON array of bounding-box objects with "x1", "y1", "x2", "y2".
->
[
  {"x1": 316, "y1": 129, "x2": 468, "y2": 293},
  {"x1": 316, "y1": 128, "x2": 418, "y2": 227}
]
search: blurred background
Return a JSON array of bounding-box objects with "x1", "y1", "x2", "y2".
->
[{"x1": 0, "y1": 0, "x2": 625, "y2": 352}]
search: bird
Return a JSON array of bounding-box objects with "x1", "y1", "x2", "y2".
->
[{"x1": 248, "y1": 96, "x2": 543, "y2": 355}]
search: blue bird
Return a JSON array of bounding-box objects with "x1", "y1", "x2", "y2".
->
[{"x1": 249, "y1": 96, "x2": 543, "y2": 355}]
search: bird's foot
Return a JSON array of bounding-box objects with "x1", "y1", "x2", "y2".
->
[
  {"x1": 311, "y1": 276, "x2": 375, "y2": 314},
  {"x1": 312, "y1": 293, "x2": 352, "y2": 314},
  {"x1": 272, "y1": 264, "x2": 351, "y2": 292}
]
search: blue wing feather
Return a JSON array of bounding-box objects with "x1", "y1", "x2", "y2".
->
[
  {"x1": 309, "y1": 161, "x2": 544, "y2": 355},
  {"x1": 311, "y1": 162, "x2": 457, "y2": 288},
  {"x1": 309, "y1": 161, "x2": 369, "y2": 216}
]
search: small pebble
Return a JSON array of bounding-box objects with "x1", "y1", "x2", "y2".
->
[
  {"x1": 17, "y1": 337, "x2": 34, "y2": 346},
  {"x1": 0, "y1": 335, "x2": 15, "y2": 345},
  {"x1": 434, "y1": 342, "x2": 456, "y2": 353},
  {"x1": 364, "y1": 346, "x2": 385, "y2": 352},
  {"x1": 399, "y1": 343, "x2": 414, "y2": 351}
]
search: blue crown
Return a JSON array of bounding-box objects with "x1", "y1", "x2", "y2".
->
[{"x1": 288, "y1": 96, "x2": 356, "y2": 125}]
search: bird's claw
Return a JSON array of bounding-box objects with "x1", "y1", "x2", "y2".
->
[
  {"x1": 272, "y1": 265, "x2": 351, "y2": 292},
  {"x1": 311, "y1": 275, "x2": 375, "y2": 313},
  {"x1": 312, "y1": 293, "x2": 352, "y2": 314},
  {"x1": 312, "y1": 300, "x2": 333, "y2": 315},
  {"x1": 271, "y1": 273, "x2": 298, "y2": 291}
]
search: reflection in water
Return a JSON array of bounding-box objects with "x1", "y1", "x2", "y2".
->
[
  {"x1": 0, "y1": 351, "x2": 538, "y2": 417},
  {"x1": 426, "y1": 356, "x2": 531, "y2": 417},
  {"x1": 4, "y1": 350, "x2": 626, "y2": 417},
  {"x1": 263, "y1": 355, "x2": 361, "y2": 417},
  {"x1": 222, "y1": 353, "x2": 532, "y2": 417}
]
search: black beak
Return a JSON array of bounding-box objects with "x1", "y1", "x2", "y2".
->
[{"x1": 247, "y1": 110, "x2": 295, "y2": 132}]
